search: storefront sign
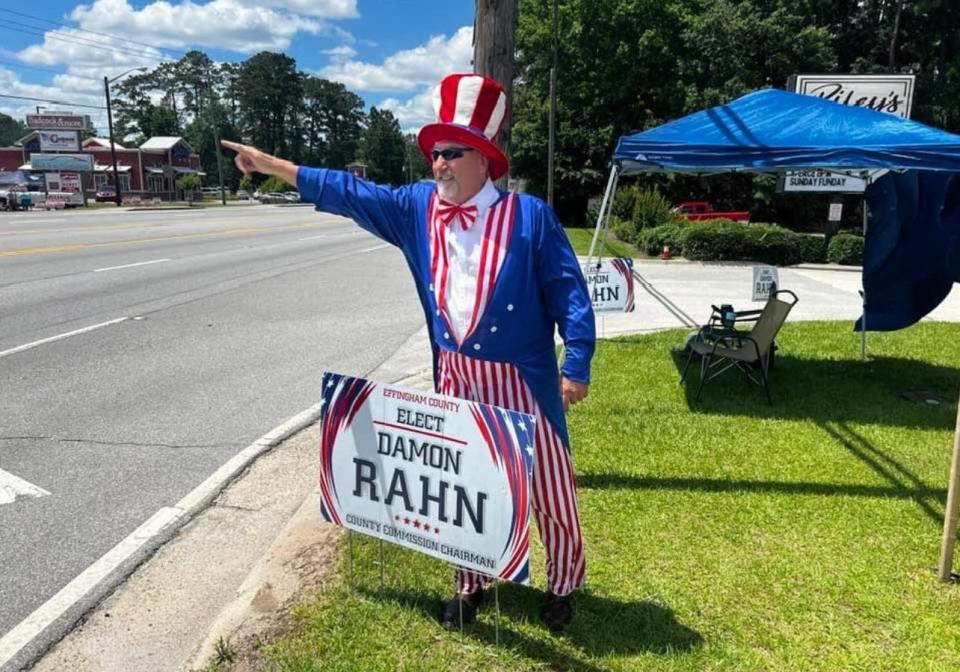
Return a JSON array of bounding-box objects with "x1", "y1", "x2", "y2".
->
[
  {"x1": 752, "y1": 265, "x2": 780, "y2": 302},
  {"x1": 25, "y1": 114, "x2": 91, "y2": 131},
  {"x1": 30, "y1": 153, "x2": 94, "y2": 172},
  {"x1": 319, "y1": 372, "x2": 535, "y2": 584},
  {"x1": 583, "y1": 258, "x2": 635, "y2": 312},
  {"x1": 784, "y1": 74, "x2": 915, "y2": 193},
  {"x1": 59, "y1": 172, "x2": 81, "y2": 193},
  {"x1": 39, "y1": 130, "x2": 80, "y2": 152}
]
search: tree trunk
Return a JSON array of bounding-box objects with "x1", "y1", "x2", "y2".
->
[
  {"x1": 888, "y1": 0, "x2": 904, "y2": 69},
  {"x1": 473, "y1": 0, "x2": 518, "y2": 189}
]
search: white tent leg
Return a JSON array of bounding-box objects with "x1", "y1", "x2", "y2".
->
[
  {"x1": 938, "y1": 393, "x2": 960, "y2": 582},
  {"x1": 586, "y1": 164, "x2": 620, "y2": 270},
  {"x1": 860, "y1": 179, "x2": 871, "y2": 361}
]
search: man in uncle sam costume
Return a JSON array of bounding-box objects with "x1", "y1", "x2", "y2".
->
[{"x1": 223, "y1": 72, "x2": 595, "y2": 633}]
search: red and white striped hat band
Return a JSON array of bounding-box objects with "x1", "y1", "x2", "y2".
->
[{"x1": 417, "y1": 73, "x2": 510, "y2": 180}]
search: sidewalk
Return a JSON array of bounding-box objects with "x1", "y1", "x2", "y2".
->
[{"x1": 27, "y1": 262, "x2": 960, "y2": 671}]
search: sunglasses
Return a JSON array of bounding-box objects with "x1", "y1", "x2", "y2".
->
[{"x1": 431, "y1": 147, "x2": 474, "y2": 162}]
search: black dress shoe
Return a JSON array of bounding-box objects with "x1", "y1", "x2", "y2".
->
[
  {"x1": 439, "y1": 589, "x2": 484, "y2": 629},
  {"x1": 539, "y1": 591, "x2": 574, "y2": 632}
]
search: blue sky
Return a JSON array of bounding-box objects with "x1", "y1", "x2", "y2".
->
[{"x1": 0, "y1": 0, "x2": 476, "y2": 132}]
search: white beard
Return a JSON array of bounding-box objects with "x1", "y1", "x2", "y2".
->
[{"x1": 436, "y1": 177, "x2": 459, "y2": 201}]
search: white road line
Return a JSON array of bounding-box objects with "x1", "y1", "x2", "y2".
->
[
  {"x1": 298, "y1": 234, "x2": 328, "y2": 241},
  {"x1": 0, "y1": 402, "x2": 322, "y2": 670},
  {"x1": 360, "y1": 243, "x2": 390, "y2": 253},
  {"x1": 0, "y1": 468, "x2": 50, "y2": 505},
  {"x1": 92, "y1": 258, "x2": 171, "y2": 273},
  {"x1": 0, "y1": 317, "x2": 129, "y2": 359},
  {"x1": 0, "y1": 506, "x2": 181, "y2": 668}
]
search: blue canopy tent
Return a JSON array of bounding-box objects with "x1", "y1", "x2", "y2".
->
[
  {"x1": 588, "y1": 88, "x2": 960, "y2": 335},
  {"x1": 586, "y1": 88, "x2": 960, "y2": 580}
]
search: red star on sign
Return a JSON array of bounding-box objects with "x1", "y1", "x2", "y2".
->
[
  {"x1": 413, "y1": 520, "x2": 422, "y2": 529},
  {"x1": 434, "y1": 527, "x2": 440, "y2": 534},
  {"x1": 403, "y1": 517, "x2": 411, "y2": 525},
  {"x1": 394, "y1": 515, "x2": 400, "y2": 521}
]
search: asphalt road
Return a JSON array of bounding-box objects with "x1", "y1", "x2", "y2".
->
[{"x1": 0, "y1": 203, "x2": 423, "y2": 637}]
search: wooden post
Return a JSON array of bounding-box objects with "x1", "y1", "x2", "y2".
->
[
  {"x1": 473, "y1": 0, "x2": 518, "y2": 189},
  {"x1": 937, "y1": 392, "x2": 960, "y2": 582}
]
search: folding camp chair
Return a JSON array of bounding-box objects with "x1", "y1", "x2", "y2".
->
[{"x1": 680, "y1": 290, "x2": 799, "y2": 404}]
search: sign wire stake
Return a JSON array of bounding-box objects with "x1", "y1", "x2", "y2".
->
[
  {"x1": 378, "y1": 538, "x2": 385, "y2": 593},
  {"x1": 494, "y1": 580, "x2": 501, "y2": 647},
  {"x1": 348, "y1": 531, "x2": 354, "y2": 589},
  {"x1": 459, "y1": 594, "x2": 464, "y2": 644}
]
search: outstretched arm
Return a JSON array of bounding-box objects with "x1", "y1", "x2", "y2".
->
[
  {"x1": 221, "y1": 140, "x2": 298, "y2": 185},
  {"x1": 221, "y1": 140, "x2": 417, "y2": 249}
]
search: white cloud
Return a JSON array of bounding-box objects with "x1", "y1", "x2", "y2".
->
[
  {"x1": 61, "y1": 0, "x2": 324, "y2": 54},
  {"x1": 239, "y1": 0, "x2": 358, "y2": 18},
  {"x1": 321, "y1": 25, "x2": 473, "y2": 93},
  {"x1": 379, "y1": 86, "x2": 437, "y2": 134},
  {"x1": 324, "y1": 45, "x2": 357, "y2": 65}
]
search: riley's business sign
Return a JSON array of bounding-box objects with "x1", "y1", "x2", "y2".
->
[
  {"x1": 318, "y1": 372, "x2": 535, "y2": 584},
  {"x1": 783, "y1": 74, "x2": 915, "y2": 193}
]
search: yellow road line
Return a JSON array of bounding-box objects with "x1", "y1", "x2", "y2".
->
[{"x1": 0, "y1": 224, "x2": 320, "y2": 258}]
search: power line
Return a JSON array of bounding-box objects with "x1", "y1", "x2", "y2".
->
[
  {"x1": 0, "y1": 93, "x2": 105, "y2": 110},
  {"x1": 0, "y1": 23, "x2": 167, "y2": 62},
  {"x1": 0, "y1": 8, "x2": 189, "y2": 58}
]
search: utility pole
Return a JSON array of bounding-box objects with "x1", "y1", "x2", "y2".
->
[
  {"x1": 547, "y1": 0, "x2": 558, "y2": 206},
  {"x1": 473, "y1": 0, "x2": 518, "y2": 190},
  {"x1": 104, "y1": 76, "x2": 122, "y2": 206}
]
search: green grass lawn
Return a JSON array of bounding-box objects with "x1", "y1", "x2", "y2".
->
[
  {"x1": 261, "y1": 321, "x2": 960, "y2": 672},
  {"x1": 564, "y1": 227, "x2": 639, "y2": 259}
]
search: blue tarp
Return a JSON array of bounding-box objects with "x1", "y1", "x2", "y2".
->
[
  {"x1": 610, "y1": 88, "x2": 960, "y2": 332},
  {"x1": 614, "y1": 89, "x2": 960, "y2": 174},
  {"x1": 858, "y1": 171, "x2": 960, "y2": 331}
]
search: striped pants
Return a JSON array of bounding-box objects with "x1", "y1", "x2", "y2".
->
[{"x1": 437, "y1": 350, "x2": 586, "y2": 596}]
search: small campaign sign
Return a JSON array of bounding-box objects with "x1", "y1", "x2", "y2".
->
[
  {"x1": 39, "y1": 130, "x2": 80, "y2": 152},
  {"x1": 828, "y1": 202, "x2": 843, "y2": 222},
  {"x1": 752, "y1": 265, "x2": 780, "y2": 302},
  {"x1": 583, "y1": 258, "x2": 635, "y2": 312},
  {"x1": 318, "y1": 372, "x2": 535, "y2": 584}
]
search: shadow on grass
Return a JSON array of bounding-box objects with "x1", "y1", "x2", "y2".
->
[
  {"x1": 359, "y1": 583, "x2": 703, "y2": 669},
  {"x1": 670, "y1": 349, "x2": 958, "y2": 429}
]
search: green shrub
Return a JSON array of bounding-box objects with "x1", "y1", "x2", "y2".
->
[
  {"x1": 239, "y1": 174, "x2": 254, "y2": 193},
  {"x1": 638, "y1": 223, "x2": 687, "y2": 257},
  {"x1": 610, "y1": 216, "x2": 637, "y2": 246},
  {"x1": 797, "y1": 234, "x2": 827, "y2": 263},
  {"x1": 631, "y1": 188, "x2": 681, "y2": 230},
  {"x1": 611, "y1": 185, "x2": 682, "y2": 230},
  {"x1": 177, "y1": 173, "x2": 201, "y2": 191},
  {"x1": 827, "y1": 233, "x2": 864, "y2": 265},
  {"x1": 681, "y1": 220, "x2": 802, "y2": 266},
  {"x1": 260, "y1": 175, "x2": 297, "y2": 193}
]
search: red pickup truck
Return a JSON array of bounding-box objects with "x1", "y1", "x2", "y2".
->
[{"x1": 677, "y1": 201, "x2": 750, "y2": 222}]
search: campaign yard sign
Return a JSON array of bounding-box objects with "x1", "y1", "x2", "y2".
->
[
  {"x1": 583, "y1": 258, "x2": 635, "y2": 312},
  {"x1": 752, "y1": 265, "x2": 780, "y2": 302},
  {"x1": 318, "y1": 372, "x2": 536, "y2": 584}
]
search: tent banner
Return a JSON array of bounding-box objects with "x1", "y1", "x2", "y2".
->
[
  {"x1": 584, "y1": 258, "x2": 635, "y2": 312},
  {"x1": 318, "y1": 372, "x2": 535, "y2": 584}
]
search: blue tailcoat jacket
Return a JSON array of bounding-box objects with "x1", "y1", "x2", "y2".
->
[{"x1": 297, "y1": 168, "x2": 595, "y2": 448}]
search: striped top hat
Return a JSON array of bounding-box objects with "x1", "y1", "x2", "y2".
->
[{"x1": 417, "y1": 73, "x2": 509, "y2": 180}]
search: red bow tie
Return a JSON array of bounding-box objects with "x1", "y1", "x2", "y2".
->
[{"x1": 437, "y1": 198, "x2": 479, "y2": 231}]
